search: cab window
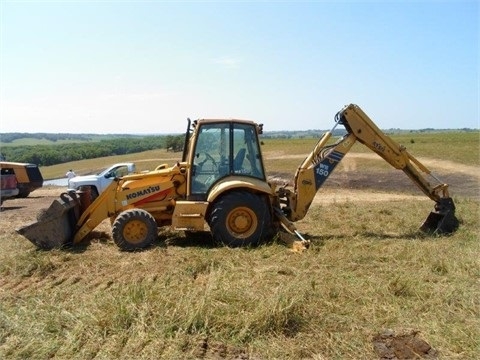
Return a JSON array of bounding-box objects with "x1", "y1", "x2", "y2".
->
[
  {"x1": 233, "y1": 123, "x2": 264, "y2": 178},
  {"x1": 190, "y1": 122, "x2": 265, "y2": 197}
]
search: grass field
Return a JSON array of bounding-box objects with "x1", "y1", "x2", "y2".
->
[
  {"x1": 0, "y1": 131, "x2": 479, "y2": 359},
  {"x1": 39, "y1": 131, "x2": 479, "y2": 180}
]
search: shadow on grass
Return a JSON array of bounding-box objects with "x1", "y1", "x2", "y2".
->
[
  {"x1": 161, "y1": 231, "x2": 219, "y2": 249},
  {"x1": 57, "y1": 230, "x2": 337, "y2": 253},
  {"x1": 0, "y1": 205, "x2": 24, "y2": 211},
  {"x1": 57, "y1": 230, "x2": 114, "y2": 254},
  {"x1": 298, "y1": 230, "x2": 442, "y2": 246},
  {"x1": 357, "y1": 230, "x2": 436, "y2": 240}
]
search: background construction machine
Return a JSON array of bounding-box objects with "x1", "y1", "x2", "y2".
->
[
  {"x1": 0, "y1": 161, "x2": 43, "y2": 198},
  {"x1": 18, "y1": 104, "x2": 458, "y2": 251}
]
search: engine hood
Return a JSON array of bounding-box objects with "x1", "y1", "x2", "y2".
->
[{"x1": 68, "y1": 175, "x2": 100, "y2": 187}]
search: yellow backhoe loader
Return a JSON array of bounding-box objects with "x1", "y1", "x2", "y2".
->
[{"x1": 17, "y1": 104, "x2": 458, "y2": 250}]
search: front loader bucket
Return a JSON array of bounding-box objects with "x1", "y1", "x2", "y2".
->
[
  {"x1": 420, "y1": 197, "x2": 459, "y2": 235},
  {"x1": 16, "y1": 191, "x2": 81, "y2": 249}
]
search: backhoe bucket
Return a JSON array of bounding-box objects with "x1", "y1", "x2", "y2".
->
[
  {"x1": 16, "y1": 191, "x2": 81, "y2": 249},
  {"x1": 420, "y1": 197, "x2": 458, "y2": 235}
]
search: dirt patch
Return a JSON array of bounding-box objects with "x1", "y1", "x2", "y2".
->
[
  {"x1": 0, "y1": 186, "x2": 66, "y2": 236},
  {"x1": 267, "y1": 152, "x2": 480, "y2": 179},
  {"x1": 268, "y1": 152, "x2": 479, "y2": 201},
  {"x1": 373, "y1": 329, "x2": 438, "y2": 359},
  {"x1": 268, "y1": 165, "x2": 479, "y2": 202}
]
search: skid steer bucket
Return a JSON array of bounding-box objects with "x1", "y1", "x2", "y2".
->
[
  {"x1": 16, "y1": 191, "x2": 81, "y2": 249},
  {"x1": 420, "y1": 197, "x2": 458, "y2": 235}
]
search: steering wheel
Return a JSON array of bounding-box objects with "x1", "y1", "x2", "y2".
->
[{"x1": 198, "y1": 152, "x2": 218, "y2": 170}]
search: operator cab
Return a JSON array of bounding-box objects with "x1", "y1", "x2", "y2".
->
[{"x1": 188, "y1": 119, "x2": 265, "y2": 200}]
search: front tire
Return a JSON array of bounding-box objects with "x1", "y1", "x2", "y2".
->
[
  {"x1": 112, "y1": 209, "x2": 158, "y2": 251},
  {"x1": 208, "y1": 191, "x2": 272, "y2": 247}
]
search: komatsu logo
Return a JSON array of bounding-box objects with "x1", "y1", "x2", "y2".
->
[{"x1": 126, "y1": 185, "x2": 161, "y2": 200}]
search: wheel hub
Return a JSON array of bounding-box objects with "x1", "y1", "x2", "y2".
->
[
  {"x1": 227, "y1": 207, "x2": 257, "y2": 237},
  {"x1": 123, "y1": 219, "x2": 148, "y2": 243}
]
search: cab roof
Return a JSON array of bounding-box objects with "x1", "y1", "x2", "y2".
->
[{"x1": 193, "y1": 118, "x2": 263, "y2": 134}]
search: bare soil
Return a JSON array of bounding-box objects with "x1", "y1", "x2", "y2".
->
[
  {"x1": 372, "y1": 329, "x2": 438, "y2": 359},
  {"x1": 268, "y1": 153, "x2": 479, "y2": 201}
]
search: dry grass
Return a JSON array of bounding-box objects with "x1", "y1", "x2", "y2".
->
[
  {"x1": 1, "y1": 131, "x2": 479, "y2": 359},
  {"x1": 1, "y1": 199, "x2": 478, "y2": 359}
]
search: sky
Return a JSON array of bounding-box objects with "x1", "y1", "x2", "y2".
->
[{"x1": 0, "y1": 1, "x2": 478, "y2": 134}]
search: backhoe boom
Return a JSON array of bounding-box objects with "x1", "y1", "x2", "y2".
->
[{"x1": 279, "y1": 104, "x2": 458, "y2": 235}]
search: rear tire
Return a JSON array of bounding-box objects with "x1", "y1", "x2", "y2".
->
[
  {"x1": 112, "y1": 209, "x2": 158, "y2": 251},
  {"x1": 208, "y1": 191, "x2": 272, "y2": 247}
]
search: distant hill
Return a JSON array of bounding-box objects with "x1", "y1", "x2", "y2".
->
[
  {"x1": 0, "y1": 133, "x2": 145, "y2": 146},
  {"x1": 1, "y1": 127, "x2": 477, "y2": 146},
  {"x1": 0, "y1": 133, "x2": 179, "y2": 167},
  {"x1": 262, "y1": 127, "x2": 477, "y2": 139}
]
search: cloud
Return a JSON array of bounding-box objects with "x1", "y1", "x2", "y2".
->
[{"x1": 211, "y1": 56, "x2": 242, "y2": 69}]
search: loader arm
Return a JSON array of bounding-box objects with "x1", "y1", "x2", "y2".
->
[
  {"x1": 73, "y1": 168, "x2": 183, "y2": 243},
  {"x1": 279, "y1": 103, "x2": 458, "y2": 234},
  {"x1": 73, "y1": 179, "x2": 122, "y2": 244},
  {"x1": 17, "y1": 164, "x2": 186, "y2": 249}
]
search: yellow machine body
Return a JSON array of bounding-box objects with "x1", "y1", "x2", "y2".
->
[{"x1": 17, "y1": 105, "x2": 458, "y2": 251}]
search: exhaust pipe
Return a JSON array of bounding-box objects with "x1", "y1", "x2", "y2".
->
[
  {"x1": 420, "y1": 197, "x2": 459, "y2": 235},
  {"x1": 16, "y1": 191, "x2": 81, "y2": 249}
]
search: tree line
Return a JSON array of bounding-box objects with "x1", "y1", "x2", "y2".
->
[
  {"x1": 0, "y1": 135, "x2": 184, "y2": 166},
  {"x1": 0, "y1": 133, "x2": 95, "y2": 143}
]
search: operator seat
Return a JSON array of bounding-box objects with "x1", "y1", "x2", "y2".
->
[{"x1": 234, "y1": 148, "x2": 246, "y2": 171}]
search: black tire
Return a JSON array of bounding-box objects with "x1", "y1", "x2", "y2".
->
[
  {"x1": 89, "y1": 187, "x2": 99, "y2": 202},
  {"x1": 112, "y1": 209, "x2": 158, "y2": 251},
  {"x1": 16, "y1": 190, "x2": 30, "y2": 198},
  {"x1": 208, "y1": 191, "x2": 272, "y2": 247}
]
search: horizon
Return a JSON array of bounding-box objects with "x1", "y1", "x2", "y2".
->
[{"x1": 0, "y1": 126, "x2": 478, "y2": 139}]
